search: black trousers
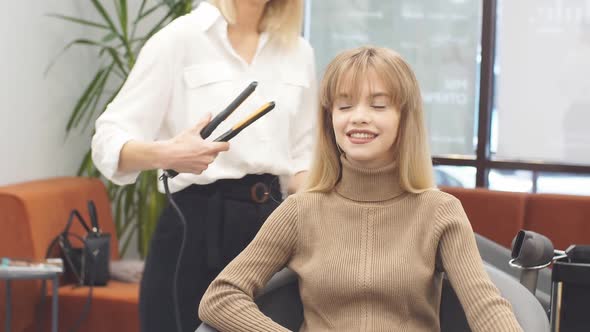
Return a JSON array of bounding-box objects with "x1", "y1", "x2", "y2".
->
[{"x1": 139, "y1": 174, "x2": 281, "y2": 332}]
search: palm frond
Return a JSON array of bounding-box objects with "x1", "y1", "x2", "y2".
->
[{"x1": 47, "y1": 13, "x2": 110, "y2": 30}]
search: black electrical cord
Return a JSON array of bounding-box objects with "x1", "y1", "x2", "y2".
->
[{"x1": 160, "y1": 173, "x2": 187, "y2": 332}]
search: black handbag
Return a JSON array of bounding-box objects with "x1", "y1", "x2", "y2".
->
[
  {"x1": 40, "y1": 201, "x2": 111, "y2": 331},
  {"x1": 47, "y1": 200, "x2": 111, "y2": 286}
]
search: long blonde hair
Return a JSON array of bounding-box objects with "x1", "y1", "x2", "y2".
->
[
  {"x1": 305, "y1": 46, "x2": 435, "y2": 194},
  {"x1": 208, "y1": 0, "x2": 303, "y2": 47}
]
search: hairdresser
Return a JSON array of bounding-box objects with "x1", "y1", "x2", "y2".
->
[{"x1": 90, "y1": 0, "x2": 316, "y2": 331}]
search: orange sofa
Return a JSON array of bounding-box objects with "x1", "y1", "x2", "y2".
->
[
  {"x1": 441, "y1": 186, "x2": 590, "y2": 250},
  {"x1": 0, "y1": 177, "x2": 139, "y2": 332}
]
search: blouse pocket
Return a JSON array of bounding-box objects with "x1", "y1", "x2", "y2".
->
[
  {"x1": 281, "y1": 69, "x2": 309, "y2": 88},
  {"x1": 270, "y1": 68, "x2": 309, "y2": 124},
  {"x1": 183, "y1": 62, "x2": 234, "y2": 88},
  {"x1": 278, "y1": 67, "x2": 309, "y2": 106},
  {"x1": 182, "y1": 62, "x2": 236, "y2": 129}
]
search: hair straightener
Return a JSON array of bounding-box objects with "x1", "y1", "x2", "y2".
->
[
  {"x1": 163, "y1": 81, "x2": 275, "y2": 179},
  {"x1": 158, "y1": 81, "x2": 275, "y2": 332}
]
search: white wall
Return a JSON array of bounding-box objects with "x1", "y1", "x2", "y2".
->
[{"x1": 0, "y1": 1, "x2": 102, "y2": 186}]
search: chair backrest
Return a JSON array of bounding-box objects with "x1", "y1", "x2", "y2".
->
[
  {"x1": 524, "y1": 193, "x2": 590, "y2": 250},
  {"x1": 197, "y1": 264, "x2": 549, "y2": 332}
]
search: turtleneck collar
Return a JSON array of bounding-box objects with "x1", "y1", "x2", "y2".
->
[{"x1": 335, "y1": 155, "x2": 405, "y2": 202}]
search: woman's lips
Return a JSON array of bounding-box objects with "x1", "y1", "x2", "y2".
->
[{"x1": 346, "y1": 131, "x2": 377, "y2": 144}]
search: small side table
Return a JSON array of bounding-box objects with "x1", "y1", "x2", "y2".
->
[{"x1": 0, "y1": 270, "x2": 59, "y2": 332}]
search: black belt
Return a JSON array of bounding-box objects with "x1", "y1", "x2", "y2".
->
[
  {"x1": 178, "y1": 174, "x2": 281, "y2": 269},
  {"x1": 179, "y1": 173, "x2": 281, "y2": 203}
]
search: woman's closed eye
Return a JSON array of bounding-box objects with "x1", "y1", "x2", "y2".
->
[{"x1": 371, "y1": 95, "x2": 390, "y2": 109}]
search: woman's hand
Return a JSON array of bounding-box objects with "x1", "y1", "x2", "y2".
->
[
  {"x1": 118, "y1": 113, "x2": 229, "y2": 175},
  {"x1": 161, "y1": 113, "x2": 230, "y2": 174}
]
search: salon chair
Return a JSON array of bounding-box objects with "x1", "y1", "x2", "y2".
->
[{"x1": 196, "y1": 263, "x2": 549, "y2": 332}]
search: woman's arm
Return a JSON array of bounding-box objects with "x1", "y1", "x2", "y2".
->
[
  {"x1": 91, "y1": 24, "x2": 228, "y2": 184},
  {"x1": 91, "y1": 26, "x2": 175, "y2": 184},
  {"x1": 199, "y1": 197, "x2": 299, "y2": 331},
  {"x1": 436, "y1": 197, "x2": 523, "y2": 332}
]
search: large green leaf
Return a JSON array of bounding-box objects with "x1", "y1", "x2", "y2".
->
[
  {"x1": 47, "y1": 13, "x2": 110, "y2": 30},
  {"x1": 77, "y1": 149, "x2": 94, "y2": 176},
  {"x1": 103, "y1": 47, "x2": 128, "y2": 76},
  {"x1": 66, "y1": 67, "x2": 106, "y2": 132},
  {"x1": 81, "y1": 64, "x2": 113, "y2": 131},
  {"x1": 119, "y1": 0, "x2": 128, "y2": 40},
  {"x1": 90, "y1": 0, "x2": 123, "y2": 41},
  {"x1": 135, "y1": 2, "x2": 167, "y2": 23},
  {"x1": 45, "y1": 38, "x2": 105, "y2": 76}
]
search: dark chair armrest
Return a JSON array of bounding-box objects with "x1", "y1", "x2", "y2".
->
[
  {"x1": 196, "y1": 268, "x2": 301, "y2": 332},
  {"x1": 195, "y1": 323, "x2": 218, "y2": 332},
  {"x1": 257, "y1": 268, "x2": 298, "y2": 297}
]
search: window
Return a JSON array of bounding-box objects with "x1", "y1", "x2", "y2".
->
[
  {"x1": 304, "y1": 0, "x2": 590, "y2": 195},
  {"x1": 307, "y1": 0, "x2": 483, "y2": 157},
  {"x1": 537, "y1": 172, "x2": 590, "y2": 196},
  {"x1": 488, "y1": 169, "x2": 533, "y2": 193},
  {"x1": 493, "y1": 0, "x2": 590, "y2": 165},
  {"x1": 434, "y1": 165, "x2": 476, "y2": 188}
]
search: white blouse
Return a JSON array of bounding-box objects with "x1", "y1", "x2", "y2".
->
[{"x1": 91, "y1": 2, "x2": 317, "y2": 193}]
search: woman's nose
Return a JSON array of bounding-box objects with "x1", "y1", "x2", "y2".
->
[{"x1": 350, "y1": 105, "x2": 371, "y2": 124}]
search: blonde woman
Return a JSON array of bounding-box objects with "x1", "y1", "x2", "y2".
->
[
  {"x1": 199, "y1": 46, "x2": 522, "y2": 331},
  {"x1": 91, "y1": 0, "x2": 315, "y2": 331}
]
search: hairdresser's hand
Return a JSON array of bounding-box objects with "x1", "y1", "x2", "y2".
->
[{"x1": 162, "y1": 113, "x2": 230, "y2": 174}]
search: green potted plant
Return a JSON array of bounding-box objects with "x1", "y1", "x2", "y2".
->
[{"x1": 51, "y1": 0, "x2": 197, "y2": 257}]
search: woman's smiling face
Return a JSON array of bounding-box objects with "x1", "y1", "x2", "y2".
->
[{"x1": 332, "y1": 69, "x2": 401, "y2": 169}]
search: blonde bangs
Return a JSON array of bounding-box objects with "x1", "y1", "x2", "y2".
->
[
  {"x1": 320, "y1": 48, "x2": 411, "y2": 116},
  {"x1": 305, "y1": 46, "x2": 435, "y2": 194}
]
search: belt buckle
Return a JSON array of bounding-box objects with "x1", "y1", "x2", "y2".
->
[{"x1": 250, "y1": 182, "x2": 270, "y2": 203}]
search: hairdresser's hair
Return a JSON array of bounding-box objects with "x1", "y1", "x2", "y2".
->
[
  {"x1": 305, "y1": 46, "x2": 435, "y2": 193},
  {"x1": 208, "y1": 0, "x2": 303, "y2": 47}
]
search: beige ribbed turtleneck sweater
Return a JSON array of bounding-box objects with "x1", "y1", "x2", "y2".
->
[{"x1": 199, "y1": 157, "x2": 522, "y2": 331}]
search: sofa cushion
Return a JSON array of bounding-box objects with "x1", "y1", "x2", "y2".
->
[
  {"x1": 524, "y1": 193, "x2": 590, "y2": 250},
  {"x1": 58, "y1": 281, "x2": 139, "y2": 331},
  {"x1": 440, "y1": 187, "x2": 527, "y2": 248},
  {"x1": 28, "y1": 281, "x2": 140, "y2": 332}
]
